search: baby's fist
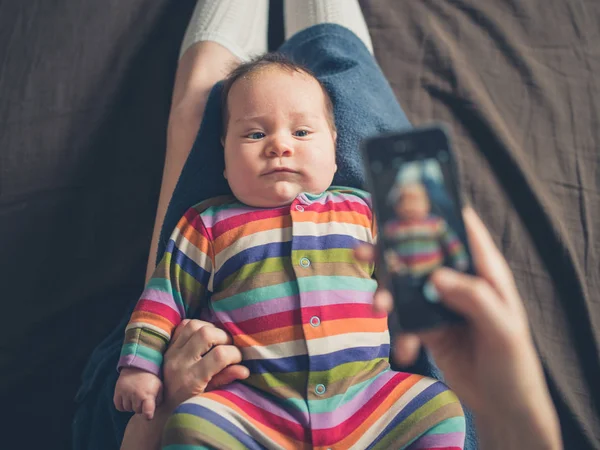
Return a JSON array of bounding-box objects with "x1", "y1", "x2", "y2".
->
[{"x1": 114, "y1": 368, "x2": 163, "y2": 420}]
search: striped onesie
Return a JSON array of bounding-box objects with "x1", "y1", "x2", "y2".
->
[
  {"x1": 383, "y1": 217, "x2": 468, "y2": 278},
  {"x1": 119, "y1": 187, "x2": 465, "y2": 449}
]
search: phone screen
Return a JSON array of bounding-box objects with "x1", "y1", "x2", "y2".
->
[{"x1": 362, "y1": 125, "x2": 474, "y2": 331}]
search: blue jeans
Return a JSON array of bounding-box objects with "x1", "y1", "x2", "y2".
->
[{"x1": 73, "y1": 23, "x2": 476, "y2": 450}]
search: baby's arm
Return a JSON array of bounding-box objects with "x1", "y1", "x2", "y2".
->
[
  {"x1": 115, "y1": 206, "x2": 215, "y2": 417},
  {"x1": 439, "y1": 219, "x2": 469, "y2": 271}
]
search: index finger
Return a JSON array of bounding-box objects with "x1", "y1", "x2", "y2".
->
[
  {"x1": 171, "y1": 319, "x2": 192, "y2": 345},
  {"x1": 183, "y1": 326, "x2": 234, "y2": 361}
]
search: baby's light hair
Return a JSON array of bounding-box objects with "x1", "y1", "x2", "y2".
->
[
  {"x1": 220, "y1": 53, "x2": 336, "y2": 137},
  {"x1": 399, "y1": 183, "x2": 427, "y2": 198},
  {"x1": 389, "y1": 182, "x2": 428, "y2": 205}
]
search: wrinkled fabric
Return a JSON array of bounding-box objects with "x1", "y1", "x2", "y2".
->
[{"x1": 1, "y1": 0, "x2": 598, "y2": 448}]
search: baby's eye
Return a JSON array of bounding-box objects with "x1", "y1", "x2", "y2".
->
[
  {"x1": 294, "y1": 130, "x2": 309, "y2": 137},
  {"x1": 247, "y1": 131, "x2": 265, "y2": 140}
]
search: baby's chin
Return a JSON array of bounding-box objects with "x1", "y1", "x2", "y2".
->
[{"x1": 233, "y1": 182, "x2": 311, "y2": 208}]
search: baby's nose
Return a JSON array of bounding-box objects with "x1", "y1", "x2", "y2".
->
[{"x1": 268, "y1": 136, "x2": 293, "y2": 156}]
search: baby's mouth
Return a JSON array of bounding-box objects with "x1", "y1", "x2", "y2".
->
[{"x1": 263, "y1": 167, "x2": 298, "y2": 176}]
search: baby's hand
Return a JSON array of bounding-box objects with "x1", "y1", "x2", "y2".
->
[
  {"x1": 384, "y1": 250, "x2": 406, "y2": 274},
  {"x1": 114, "y1": 367, "x2": 163, "y2": 420}
]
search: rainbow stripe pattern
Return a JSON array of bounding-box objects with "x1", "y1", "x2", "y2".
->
[
  {"x1": 119, "y1": 187, "x2": 465, "y2": 449},
  {"x1": 383, "y1": 216, "x2": 469, "y2": 277}
]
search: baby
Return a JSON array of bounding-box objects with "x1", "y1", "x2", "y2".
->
[
  {"x1": 115, "y1": 54, "x2": 465, "y2": 449},
  {"x1": 384, "y1": 183, "x2": 469, "y2": 278}
]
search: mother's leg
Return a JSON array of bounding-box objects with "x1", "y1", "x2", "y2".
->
[
  {"x1": 159, "y1": 23, "x2": 411, "y2": 255},
  {"x1": 146, "y1": 0, "x2": 269, "y2": 281},
  {"x1": 278, "y1": 23, "x2": 411, "y2": 190},
  {"x1": 276, "y1": 24, "x2": 476, "y2": 450},
  {"x1": 160, "y1": 20, "x2": 476, "y2": 450},
  {"x1": 73, "y1": 2, "x2": 268, "y2": 449}
]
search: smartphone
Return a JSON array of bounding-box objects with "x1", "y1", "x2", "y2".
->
[{"x1": 361, "y1": 124, "x2": 474, "y2": 331}]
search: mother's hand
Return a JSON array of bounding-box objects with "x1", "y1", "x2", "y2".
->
[
  {"x1": 120, "y1": 320, "x2": 248, "y2": 450},
  {"x1": 356, "y1": 207, "x2": 561, "y2": 449},
  {"x1": 162, "y1": 319, "x2": 250, "y2": 410}
]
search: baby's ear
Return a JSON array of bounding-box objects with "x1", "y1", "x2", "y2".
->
[
  {"x1": 221, "y1": 137, "x2": 227, "y2": 178},
  {"x1": 333, "y1": 131, "x2": 338, "y2": 173}
]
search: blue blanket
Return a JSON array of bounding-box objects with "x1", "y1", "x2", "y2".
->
[{"x1": 73, "y1": 23, "x2": 477, "y2": 450}]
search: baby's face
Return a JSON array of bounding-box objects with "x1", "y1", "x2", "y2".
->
[
  {"x1": 223, "y1": 67, "x2": 337, "y2": 207},
  {"x1": 396, "y1": 186, "x2": 430, "y2": 221}
]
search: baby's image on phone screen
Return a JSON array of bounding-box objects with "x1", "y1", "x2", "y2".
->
[{"x1": 377, "y1": 156, "x2": 472, "y2": 305}]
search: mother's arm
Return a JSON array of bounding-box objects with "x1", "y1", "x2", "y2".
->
[
  {"x1": 357, "y1": 208, "x2": 562, "y2": 449},
  {"x1": 121, "y1": 320, "x2": 249, "y2": 450},
  {"x1": 144, "y1": 40, "x2": 240, "y2": 282}
]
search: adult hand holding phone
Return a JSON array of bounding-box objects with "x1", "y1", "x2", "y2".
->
[{"x1": 355, "y1": 207, "x2": 562, "y2": 450}]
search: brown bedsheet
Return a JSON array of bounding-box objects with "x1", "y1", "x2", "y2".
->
[
  {"x1": 361, "y1": 1, "x2": 600, "y2": 447},
  {"x1": 0, "y1": 0, "x2": 598, "y2": 447}
]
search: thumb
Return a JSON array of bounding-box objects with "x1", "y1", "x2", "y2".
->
[
  {"x1": 206, "y1": 365, "x2": 250, "y2": 391},
  {"x1": 391, "y1": 333, "x2": 422, "y2": 367},
  {"x1": 142, "y1": 398, "x2": 156, "y2": 421}
]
